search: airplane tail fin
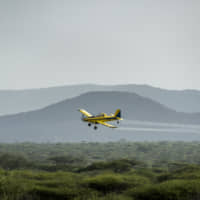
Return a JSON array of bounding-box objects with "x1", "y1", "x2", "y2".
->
[{"x1": 114, "y1": 109, "x2": 121, "y2": 118}]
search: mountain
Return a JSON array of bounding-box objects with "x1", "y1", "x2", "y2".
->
[
  {"x1": 0, "y1": 84, "x2": 99, "y2": 115},
  {"x1": 0, "y1": 84, "x2": 200, "y2": 116},
  {"x1": 112, "y1": 85, "x2": 200, "y2": 113},
  {"x1": 0, "y1": 91, "x2": 200, "y2": 143}
]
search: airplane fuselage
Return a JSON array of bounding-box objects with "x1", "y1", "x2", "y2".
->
[{"x1": 82, "y1": 115, "x2": 119, "y2": 123}]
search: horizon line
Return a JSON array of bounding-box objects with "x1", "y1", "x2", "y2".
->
[{"x1": 0, "y1": 83, "x2": 199, "y2": 92}]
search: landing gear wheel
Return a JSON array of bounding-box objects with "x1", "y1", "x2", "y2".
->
[
  {"x1": 94, "y1": 126, "x2": 98, "y2": 130},
  {"x1": 117, "y1": 121, "x2": 119, "y2": 124},
  {"x1": 88, "y1": 123, "x2": 91, "y2": 127}
]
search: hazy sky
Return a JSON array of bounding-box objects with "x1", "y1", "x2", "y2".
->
[{"x1": 0, "y1": 0, "x2": 200, "y2": 90}]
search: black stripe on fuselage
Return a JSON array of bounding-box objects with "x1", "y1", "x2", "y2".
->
[{"x1": 83, "y1": 117, "x2": 117, "y2": 121}]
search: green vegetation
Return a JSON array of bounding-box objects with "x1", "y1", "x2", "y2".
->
[{"x1": 0, "y1": 142, "x2": 200, "y2": 199}]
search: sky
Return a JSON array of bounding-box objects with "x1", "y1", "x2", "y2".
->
[{"x1": 0, "y1": 0, "x2": 200, "y2": 90}]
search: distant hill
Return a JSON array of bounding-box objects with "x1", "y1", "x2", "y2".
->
[
  {"x1": 0, "y1": 84, "x2": 99, "y2": 115},
  {"x1": 0, "y1": 91, "x2": 200, "y2": 143},
  {"x1": 112, "y1": 85, "x2": 200, "y2": 113},
  {"x1": 0, "y1": 84, "x2": 200, "y2": 115}
]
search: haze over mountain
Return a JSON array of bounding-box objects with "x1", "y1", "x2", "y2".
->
[
  {"x1": 0, "y1": 84, "x2": 200, "y2": 116},
  {"x1": 0, "y1": 91, "x2": 200, "y2": 143}
]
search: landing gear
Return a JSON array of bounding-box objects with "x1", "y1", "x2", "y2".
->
[
  {"x1": 94, "y1": 126, "x2": 98, "y2": 130},
  {"x1": 117, "y1": 121, "x2": 119, "y2": 124},
  {"x1": 88, "y1": 123, "x2": 91, "y2": 127}
]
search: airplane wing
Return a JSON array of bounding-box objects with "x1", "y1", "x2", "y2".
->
[
  {"x1": 78, "y1": 109, "x2": 92, "y2": 117},
  {"x1": 97, "y1": 121, "x2": 117, "y2": 128}
]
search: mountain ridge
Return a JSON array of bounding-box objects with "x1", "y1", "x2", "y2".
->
[
  {"x1": 0, "y1": 84, "x2": 200, "y2": 116},
  {"x1": 0, "y1": 91, "x2": 200, "y2": 143}
]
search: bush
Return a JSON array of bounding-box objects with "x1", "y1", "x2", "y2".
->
[
  {"x1": 0, "y1": 153, "x2": 32, "y2": 170},
  {"x1": 84, "y1": 174, "x2": 129, "y2": 194},
  {"x1": 79, "y1": 159, "x2": 141, "y2": 173},
  {"x1": 0, "y1": 171, "x2": 34, "y2": 200},
  {"x1": 128, "y1": 179, "x2": 200, "y2": 200},
  {"x1": 157, "y1": 165, "x2": 200, "y2": 182},
  {"x1": 0, "y1": 170, "x2": 83, "y2": 200}
]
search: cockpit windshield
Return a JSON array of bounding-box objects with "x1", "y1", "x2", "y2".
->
[{"x1": 95, "y1": 113, "x2": 105, "y2": 117}]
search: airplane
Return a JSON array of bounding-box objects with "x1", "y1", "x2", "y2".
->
[{"x1": 78, "y1": 109, "x2": 123, "y2": 130}]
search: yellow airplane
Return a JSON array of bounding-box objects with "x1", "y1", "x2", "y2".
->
[{"x1": 78, "y1": 109, "x2": 123, "y2": 129}]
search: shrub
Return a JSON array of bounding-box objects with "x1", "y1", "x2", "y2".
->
[
  {"x1": 84, "y1": 174, "x2": 129, "y2": 194},
  {"x1": 128, "y1": 179, "x2": 200, "y2": 200},
  {"x1": 79, "y1": 159, "x2": 140, "y2": 173}
]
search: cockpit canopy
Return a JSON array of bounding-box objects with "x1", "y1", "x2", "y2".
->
[{"x1": 95, "y1": 113, "x2": 106, "y2": 117}]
